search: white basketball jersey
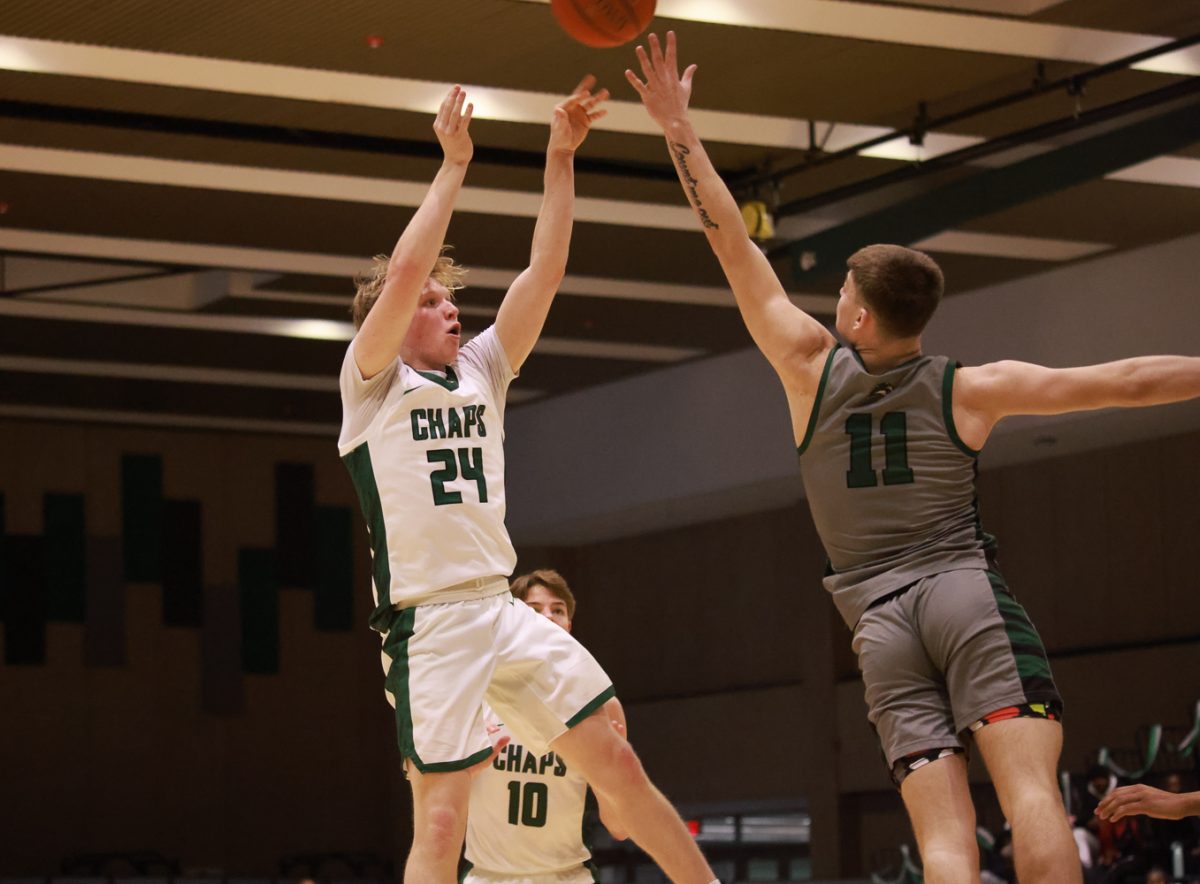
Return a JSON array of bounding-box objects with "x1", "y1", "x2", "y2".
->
[
  {"x1": 466, "y1": 709, "x2": 593, "y2": 877},
  {"x1": 339, "y1": 327, "x2": 517, "y2": 623}
]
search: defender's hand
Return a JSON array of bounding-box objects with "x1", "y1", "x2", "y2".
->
[{"x1": 625, "y1": 31, "x2": 697, "y2": 131}]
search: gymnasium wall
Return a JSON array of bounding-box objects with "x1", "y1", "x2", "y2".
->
[
  {"x1": 1, "y1": 419, "x2": 1197, "y2": 878},
  {"x1": 0, "y1": 421, "x2": 402, "y2": 876},
  {"x1": 527, "y1": 428, "x2": 1200, "y2": 876}
]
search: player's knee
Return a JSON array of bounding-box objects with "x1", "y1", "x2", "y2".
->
[
  {"x1": 1008, "y1": 784, "x2": 1069, "y2": 826},
  {"x1": 919, "y1": 845, "x2": 977, "y2": 881},
  {"x1": 416, "y1": 803, "x2": 466, "y2": 855}
]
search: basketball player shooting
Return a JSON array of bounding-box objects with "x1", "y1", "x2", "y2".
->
[
  {"x1": 337, "y1": 78, "x2": 718, "y2": 884},
  {"x1": 627, "y1": 30, "x2": 1200, "y2": 884}
]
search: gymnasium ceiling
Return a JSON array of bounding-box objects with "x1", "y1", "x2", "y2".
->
[{"x1": 0, "y1": 0, "x2": 1198, "y2": 436}]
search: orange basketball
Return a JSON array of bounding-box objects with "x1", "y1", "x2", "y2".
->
[{"x1": 550, "y1": 0, "x2": 656, "y2": 48}]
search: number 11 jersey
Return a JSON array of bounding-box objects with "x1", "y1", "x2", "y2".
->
[{"x1": 798, "y1": 345, "x2": 991, "y2": 630}]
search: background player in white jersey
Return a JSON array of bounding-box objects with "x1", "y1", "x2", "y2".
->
[
  {"x1": 627, "y1": 31, "x2": 1200, "y2": 884},
  {"x1": 338, "y1": 80, "x2": 718, "y2": 884},
  {"x1": 464, "y1": 569, "x2": 628, "y2": 884}
]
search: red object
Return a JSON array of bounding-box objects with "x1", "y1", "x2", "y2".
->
[
  {"x1": 365, "y1": 34, "x2": 384, "y2": 49},
  {"x1": 549, "y1": 0, "x2": 656, "y2": 48},
  {"x1": 686, "y1": 818, "x2": 700, "y2": 837}
]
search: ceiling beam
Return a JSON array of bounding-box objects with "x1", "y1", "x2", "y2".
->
[
  {"x1": 525, "y1": 0, "x2": 1200, "y2": 75},
  {"x1": 784, "y1": 88, "x2": 1200, "y2": 279},
  {"x1": 0, "y1": 228, "x2": 837, "y2": 311}
]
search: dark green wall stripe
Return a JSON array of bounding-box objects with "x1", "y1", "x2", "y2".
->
[
  {"x1": 44, "y1": 494, "x2": 87, "y2": 623},
  {"x1": 1, "y1": 535, "x2": 48, "y2": 665},
  {"x1": 122, "y1": 453, "x2": 163, "y2": 582},
  {"x1": 239, "y1": 548, "x2": 279, "y2": 675},
  {"x1": 84, "y1": 537, "x2": 126, "y2": 667},
  {"x1": 315, "y1": 505, "x2": 354, "y2": 631},
  {"x1": 162, "y1": 500, "x2": 203, "y2": 628},
  {"x1": 276, "y1": 462, "x2": 316, "y2": 589},
  {"x1": 202, "y1": 582, "x2": 245, "y2": 715}
]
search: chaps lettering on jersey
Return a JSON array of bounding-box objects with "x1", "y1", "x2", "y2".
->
[
  {"x1": 410, "y1": 404, "x2": 488, "y2": 441},
  {"x1": 493, "y1": 742, "x2": 569, "y2": 777}
]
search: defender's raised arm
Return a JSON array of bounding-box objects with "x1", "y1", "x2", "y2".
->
[{"x1": 626, "y1": 32, "x2": 833, "y2": 388}]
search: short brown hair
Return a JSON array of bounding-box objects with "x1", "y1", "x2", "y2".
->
[
  {"x1": 847, "y1": 244, "x2": 944, "y2": 338},
  {"x1": 509, "y1": 569, "x2": 576, "y2": 621},
  {"x1": 350, "y1": 248, "x2": 468, "y2": 330}
]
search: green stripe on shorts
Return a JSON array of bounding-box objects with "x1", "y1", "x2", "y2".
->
[
  {"x1": 380, "y1": 607, "x2": 497, "y2": 774},
  {"x1": 382, "y1": 607, "x2": 420, "y2": 765},
  {"x1": 990, "y1": 584, "x2": 1057, "y2": 695},
  {"x1": 567, "y1": 685, "x2": 617, "y2": 729},
  {"x1": 418, "y1": 745, "x2": 494, "y2": 774}
]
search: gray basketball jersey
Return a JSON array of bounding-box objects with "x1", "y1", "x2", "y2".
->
[{"x1": 798, "y1": 345, "x2": 989, "y2": 628}]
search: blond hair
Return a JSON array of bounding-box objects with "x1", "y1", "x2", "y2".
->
[{"x1": 350, "y1": 248, "x2": 468, "y2": 329}]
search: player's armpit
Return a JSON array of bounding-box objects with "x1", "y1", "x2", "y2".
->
[{"x1": 717, "y1": 244, "x2": 834, "y2": 388}]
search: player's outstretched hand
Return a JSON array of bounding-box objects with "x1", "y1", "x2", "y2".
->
[
  {"x1": 434, "y1": 84, "x2": 474, "y2": 166},
  {"x1": 1097, "y1": 783, "x2": 1191, "y2": 821},
  {"x1": 625, "y1": 31, "x2": 696, "y2": 131},
  {"x1": 549, "y1": 74, "x2": 609, "y2": 154}
]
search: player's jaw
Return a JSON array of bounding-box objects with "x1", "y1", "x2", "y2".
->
[{"x1": 402, "y1": 280, "x2": 461, "y2": 369}]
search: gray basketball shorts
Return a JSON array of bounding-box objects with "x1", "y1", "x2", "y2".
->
[{"x1": 852, "y1": 568, "x2": 1062, "y2": 785}]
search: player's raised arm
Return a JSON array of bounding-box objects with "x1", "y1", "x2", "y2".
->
[
  {"x1": 953, "y1": 355, "x2": 1200, "y2": 450},
  {"x1": 626, "y1": 31, "x2": 834, "y2": 388},
  {"x1": 353, "y1": 85, "x2": 474, "y2": 380},
  {"x1": 494, "y1": 76, "x2": 609, "y2": 373}
]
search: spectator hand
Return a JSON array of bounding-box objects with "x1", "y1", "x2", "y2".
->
[{"x1": 1097, "y1": 784, "x2": 1186, "y2": 821}]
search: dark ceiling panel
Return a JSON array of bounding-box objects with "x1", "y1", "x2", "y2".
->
[
  {"x1": 0, "y1": 315, "x2": 347, "y2": 375},
  {"x1": 0, "y1": 371, "x2": 340, "y2": 425},
  {"x1": 1034, "y1": 0, "x2": 1200, "y2": 35},
  {"x1": 962, "y1": 177, "x2": 1200, "y2": 247},
  {"x1": 4, "y1": 0, "x2": 1183, "y2": 128},
  {"x1": 0, "y1": 170, "x2": 734, "y2": 285}
]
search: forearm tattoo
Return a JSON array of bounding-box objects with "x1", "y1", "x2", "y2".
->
[{"x1": 669, "y1": 141, "x2": 719, "y2": 230}]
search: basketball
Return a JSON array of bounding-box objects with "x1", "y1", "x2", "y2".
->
[{"x1": 550, "y1": 0, "x2": 656, "y2": 48}]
